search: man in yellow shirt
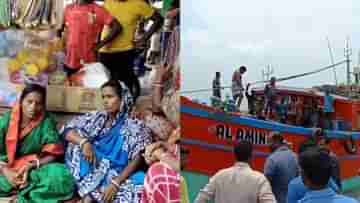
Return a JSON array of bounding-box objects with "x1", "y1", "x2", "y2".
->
[{"x1": 99, "y1": 0, "x2": 163, "y2": 100}]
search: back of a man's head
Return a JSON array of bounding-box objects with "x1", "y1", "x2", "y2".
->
[
  {"x1": 298, "y1": 141, "x2": 318, "y2": 154},
  {"x1": 234, "y1": 140, "x2": 253, "y2": 162},
  {"x1": 299, "y1": 148, "x2": 332, "y2": 188}
]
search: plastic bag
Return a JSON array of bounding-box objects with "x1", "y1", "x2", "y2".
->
[
  {"x1": 82, "y1": 63, "x2": 110, "y2": 88},
  {"x1": 69, "y1": 63, "x2": 110, "y2": 88}
]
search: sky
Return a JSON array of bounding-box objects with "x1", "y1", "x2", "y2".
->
[{"x1": 181, "y1": 0, "x2": 360, "y2": 103}]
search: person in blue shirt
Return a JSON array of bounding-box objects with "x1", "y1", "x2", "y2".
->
[
  {"x1": 310, "y1": 99, "x2": 320, "y2": 128},
  {"x1": 287, "y1": 142, "x2": 339, "y2": 203},
  {"x1": 287, "y1": 176, "x2": 339, "y2": 203},
  {"x1": 323, "y1": 89, "x2": 334, "y2": 129},
  {"x1": 275, "y1": 97, "x2": 289, "y2": 123},
  {"x1": 298, "y1": 147, "x2": 358, "y2": 203},
  {"x1": 264, "y1": 132, "x2": 299, "y2": 203},
  {"x1": 318, "y1": 136, "x2": 342, "y2": 191}
]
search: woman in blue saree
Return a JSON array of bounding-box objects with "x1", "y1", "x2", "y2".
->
[{"x1": 62, "y1": 80, "x2": 152, "y2": 203}]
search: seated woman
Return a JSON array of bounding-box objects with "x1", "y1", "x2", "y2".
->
[
  {"x1": 62, "y1": 80, "x2": 152, "y2": 203},
  {"x1": 140, "y1": 107, "x2": 180, "y2": 203},
  {"x1": 0, "y1": 84, "x2": 74, "y2": 202},
  {"x1": 141, "y1": 127, "x2": 180, "y2": 203},
  {"x1": 141, "y1": 9, "x2": 181, "y2": 200}
]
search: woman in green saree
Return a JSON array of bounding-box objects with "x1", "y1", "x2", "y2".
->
[{"x1": 0, "y1": 84, "x2": 74, "y2": 203}]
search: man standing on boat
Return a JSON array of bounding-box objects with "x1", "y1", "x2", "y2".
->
[
  {"x1": 245, "y1": 83, "x2": 257, "y2": 115},
  {"x1": 212, "y1": 72, "x2": 222, "y2": 107},
  {"x1": 213, "y1": 72, "x2": 222, "y2": 99},
  {"x1": 264, "y1": 77, "x2": 277, "y2": 119},
  {"x1": 195, "y1": 140, "x2": 276, "y2": 203},
  {"x1": 232, "y1": 66, "x2": 247, "y2": 111},
  {"x1": 323, "y1": 89, "x2": 334, "y2": 130},
  {"x1": 264, "y1": 132, "x2": 299, "y2": 203}
]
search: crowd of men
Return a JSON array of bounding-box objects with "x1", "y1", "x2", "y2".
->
[
  {"x1": 194, "y1": 131, "x2": 358, "y2": 203},
  {"x1": 212, "y1": 66, "x2": 337, "y2": 129}
]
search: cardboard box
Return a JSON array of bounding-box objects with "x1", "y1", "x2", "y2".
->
[
  {"x1": 64, "y1": 86, "x2": 103, "y2": 113},
  {"x1": 46, "y1": 85, "x2": 66, "y2": 111},
  {"x1": 0, "y1": 82, "x2": 103, "y2": 113},
  {"x1": 47, "y1": 85, "x2": 103, "y2": 113}
]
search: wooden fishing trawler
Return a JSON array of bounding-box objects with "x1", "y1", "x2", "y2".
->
[{"x1": 181, "y1": 84, "x2": 360, "y2": 196}]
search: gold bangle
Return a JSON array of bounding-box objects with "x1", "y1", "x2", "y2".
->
[{"x1": 79, "y1": 138, "x2": 88, "y2": 149}]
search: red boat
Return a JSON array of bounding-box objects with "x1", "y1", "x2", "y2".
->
[{"x1": 181, "y1": 86, "x2": 360, "y2": 195}]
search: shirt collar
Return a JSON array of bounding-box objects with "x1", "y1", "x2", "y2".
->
[
  {"x1": 302, "y1": 188, "x2": 335, "y2": 202},
  {"x1": 275, "y1": 145, "x2": 290, "y2": 152},
  {"x1": 234, "y1": 162, "x2": 251, "y2": 169}
]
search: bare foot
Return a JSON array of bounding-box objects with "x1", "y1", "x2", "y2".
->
[{"x1": 10, "y1": 196, "x2": 17, "y2": 203}]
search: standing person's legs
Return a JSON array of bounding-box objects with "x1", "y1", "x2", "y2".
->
[
  {"x1": 63, "y1": 65, "x2": 80, "y2": 86},
  {"x1": 268, "y1": 101, "x2": 275, "y2": 119},
  {"x1": 99, "y1": 53, "x2": 119, "y2": 80},
  {"x1": 233, "y1": 94, "x2": 239, "y2": 111},
  {"x1": 238, "y1": 94, "x2": 244, "y2": 110},
  {"x1": 119, "y1": 50, "x2": 141, "y2": 100},
  {"x1": 325, "y1": 112, "x2": 333, "y2": 129},
  {"x1": 233, "y1": 94, "x2": 243, "y2": 111},
  {"x1": 63, "y1": 65, "x2": 80, "y2": 78},
  {"x1": 264, "y1": 100, "x2": 270, "y2": 117},
  {"x1": 311, "y1": 114, "x2": 319, "y2": 128},
  {"x1": 100, "y1": 50, "x2": 141, "y2": 101}
]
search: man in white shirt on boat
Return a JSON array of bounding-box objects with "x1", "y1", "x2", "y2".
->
[
  {"x1": 232, "y1": 66, "x2": 247, "y2": 111},
  {"x1": 195, "y1": 140, "x2": 276, "y2": 203},
  {"x1": 264, "y1": 77, "x2": 277, "y2": 119}
]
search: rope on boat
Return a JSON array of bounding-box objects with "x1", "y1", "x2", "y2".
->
[{"x1": 180, "y1": 59, "x2": 348, "y2": 95}]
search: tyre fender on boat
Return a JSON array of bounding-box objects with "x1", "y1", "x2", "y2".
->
[{"x1": 344, "y1": 135, "x2": 357, "y2": 154}]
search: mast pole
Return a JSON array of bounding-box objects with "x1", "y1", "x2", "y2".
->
[{"x1": 345, "y1": 37, "x2": 352, "y2": 86}]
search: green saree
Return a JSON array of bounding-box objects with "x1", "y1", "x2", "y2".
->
[{"x1": 0, "y1": 110, "x2": 74, "y2": 203}]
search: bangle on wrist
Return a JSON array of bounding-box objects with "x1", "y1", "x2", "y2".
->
[
  {"x1": 29, "y1": 159, "x2": 39, "y2": 169},
  {"x1": 111, "y1": 179, "x2": 121, "y2": 190},
  {"x1": 79, "y1": 138, "x2": 88, "y2": 149}
]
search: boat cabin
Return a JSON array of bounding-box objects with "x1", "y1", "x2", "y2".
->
[{"x1": 252, "y1": 85, "x2": 360, "y2": 131}]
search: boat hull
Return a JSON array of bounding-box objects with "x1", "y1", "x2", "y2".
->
[{"x1": 181, "y1": 96, "x2": 360, "y2": 182}]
